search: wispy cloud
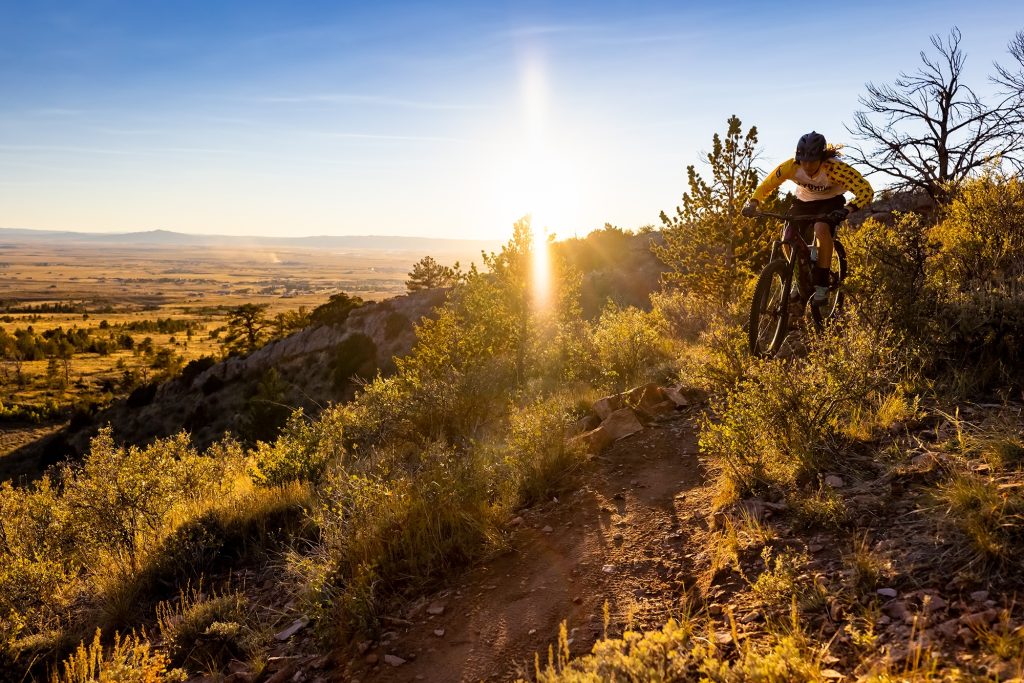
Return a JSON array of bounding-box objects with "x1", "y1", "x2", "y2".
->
[
  {"x1": 498, "y1": 23, "x2": 604, "y2": 39},
  {"x1": 248, "y1": 93, "x2": 488, "y2": 111},
  {"x1": 0, "y1": 144, "x2": 237, "y2": 156},
  {"x1": 316, "y1": 131, "x2": 475, "y2": 144},
  {"x1": 0, "y1": 144, "x2": 132, "y2": 156},
  {"x1": 580, "y1": 30, "x2": 707, "y2": 46},
  {"x1": 31, "y1": 107, "x2": 88, "y2": 117},
  {"x1": 91, "y1": 127, "x2": 177, "y2": 136},
  {"x1": 497, "y1": 19, "x2": 709, "y2": 48}
]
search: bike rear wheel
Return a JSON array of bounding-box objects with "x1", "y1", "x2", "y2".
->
[{"x1": 749, "y1": 259, "x2": 790, "y2": 357}]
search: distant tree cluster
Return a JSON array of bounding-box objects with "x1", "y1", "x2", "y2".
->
[
  {"x1": 0, "y1": 325, "x2": 133, "y2": 364},
  {"x1": 119, "y1": 317, "x2": 199, "y2": 334},
  {"x1": 0, "y1": 301, "x2": 89, "y2": 314}
]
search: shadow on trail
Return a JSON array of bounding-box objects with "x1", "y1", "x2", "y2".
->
[{"x1": 363, "y1": 411, "x2": 706, "y2": 683}]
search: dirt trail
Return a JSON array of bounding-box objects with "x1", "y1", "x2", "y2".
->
[{"x1": 351, "y1": 411, "x2": 705, "y2": 683}]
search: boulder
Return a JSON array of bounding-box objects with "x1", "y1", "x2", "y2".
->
[
  {"x1": 664, "y1": 386, "x2": 689, "y2": 407},
  {"x1": 646, "y1": 400, "x2": 677, "y2": 417},
  {"x1": 566, "y1": 414, "x2": 601, "y2": 438},
  {"x1": 570, "y1": 426, "x2": 613, "y2": 455},
  {"x1": 624, "y1": 383, "x2": 665, "y2": 412},
  {"x1": 592, "y1": 394, "x2": 624, "y2": 420},
  {"x1": 664, "y1": 385, "x2": 704, "y2": 407},
  {"x1": 601, "y1": 409, "x2": 644, "y2": 441}
]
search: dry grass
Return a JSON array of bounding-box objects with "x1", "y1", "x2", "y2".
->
[{"x1": 49, "y1": 629, "x2": 185, "y2": 683}]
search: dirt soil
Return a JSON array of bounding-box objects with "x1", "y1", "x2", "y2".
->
[{"x1": 343, "y1": 411, "x2": 706, "y2": 683}]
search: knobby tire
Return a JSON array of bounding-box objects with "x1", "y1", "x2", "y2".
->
[{"x1": 749, "y1": 259, "x2": 790, "y2": 357}]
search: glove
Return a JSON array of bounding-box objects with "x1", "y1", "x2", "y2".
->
[
  {"x1": 741, "y1": 201, "x2": 759, "y2": 218},
  {"x1": 826, "y1": 207, "x2": 849, "y2": 225}
]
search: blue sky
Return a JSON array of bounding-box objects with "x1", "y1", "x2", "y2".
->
[{"x1": 1, "y1": 1, "x2": 1022, "y2": 240}]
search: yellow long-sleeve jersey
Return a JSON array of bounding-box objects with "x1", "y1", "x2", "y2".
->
[{"x1": 751, "y1": 158, "x2": 874, "y2": 210}]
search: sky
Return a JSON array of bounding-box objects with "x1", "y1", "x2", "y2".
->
[{"x1": 1, "y1": 1, "x2": 1022, "y2": 241}]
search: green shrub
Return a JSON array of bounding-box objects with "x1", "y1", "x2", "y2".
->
[
  {"x1": 676, "y1": 316, "x2": 749, "y2": 397},
  {"x1": 700, "y1": 319, "x2": 902, "y2": 497},
  {"x1": 332, "y1": 333, "x2": 378, "y2": 389},
  {"x1": 491, "y1": 395, "x2": 587, "y2": 507},
  {"x1": 0, "y1": 433, "x2": 247, "y2": 671},
  {"x1": 346, "y1": 343, "x2": 516, "y2": 450},
  {"x1": 749, "y1": 548, "x2": 824, "y2": 615},
  {"x1": 157, "y1": 587, "x2": 261, "y2": 672},
  {"x1": 931, "y1": 291, "x2": 1024, "y2": 395},
  {"x1": 0, "y1": 479, "x2": 75, "y2": 652},
  {"x1": 309, "y1": 292, "x2": 365, "y2": 327},
  {"x1": 844, "y1": 213, "x2": 935, "y2": 338},
  {"x1": 59, "y1": 430, "x2": 223, "y2": 573},
  {"x1": 527, "y1": 616, "x2": 825, "y2": 682},
  {"x1": 932, "y1": 472, "x2": 1024, "y2": 568},
  {"x1": 984, "y1": 437, "x2": 1024, "y2": 470},
  {"x1": 249, "y1": 408, "x2": 345, "y2": 486},
  {"x1": 590, "y1": 304, "x2": 673, "y2": 391},
  {"x1": 931, "y1": 171, "x2": 1024, "y2": 291},
  {"x1": 840, "y1": 173, "x2": 1024, "y2": 393},
  {"x1": 241, "y1": 368, "x2": 292, "y2": 444},
  {"x1": 650, "y1": 289, "x2": 723, "y2": 341},
  {"x1": 787, "y1": 488, "x2": 848, "y2": 530},
  {"x1": 307, "y1": 441, "x2": 499, "y2": 634},
  {"x1": 147, "y1": 481, "x2": 314, "y2": 584}
]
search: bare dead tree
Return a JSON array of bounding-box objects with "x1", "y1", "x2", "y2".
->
[
  {"x1": 994, "y1": 30, "x2": 1024, "y2": 144},
  {"x1": 846, "y1": 28, "x2": 1024, "y2": 203},
  {"x1": 994, "y1": 30, "x2": 1024, "y2": 96}
]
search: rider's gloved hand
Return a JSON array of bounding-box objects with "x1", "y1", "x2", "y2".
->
[
  {"x1": 741, "y1": 200, "x2": 759, "y2": 218},
  {"x1": 827, "y1": 206, "x2": 850, "y2": 225}
]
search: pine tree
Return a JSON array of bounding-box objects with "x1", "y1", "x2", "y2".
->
[
  {"x1": 653, "y1": 115, "x2": 783, "y2": 307},
  {"x1": 405, "y1": 256, "x2": 457, "y2": 292},
  {"x1": 221, "y1": 303, "x2": 270, "y2": 355}
]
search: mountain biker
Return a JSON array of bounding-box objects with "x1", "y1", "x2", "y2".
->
[{"x1": 741, "y1": 131, "x2": 873, "y2": 305}]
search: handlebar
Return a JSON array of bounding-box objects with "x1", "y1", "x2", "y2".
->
[{"x1": 754, "y1": 210, "x2": 833, "y2": 221}]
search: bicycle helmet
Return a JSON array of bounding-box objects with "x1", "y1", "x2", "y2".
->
[{"x1": 795, "y1": 131, "x2": 827, "y2": 162}]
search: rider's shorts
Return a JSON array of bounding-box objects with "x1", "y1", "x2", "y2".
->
[{"x1": 790, "y1": 195, "x2": 846, "y2": 239}]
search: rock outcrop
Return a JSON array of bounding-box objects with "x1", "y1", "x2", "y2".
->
[
  {"x1": 61, "y1": 289, "x2": 446, "y2": 455},
  {"x1": 569, "y1": 382, "x2": 704, "y2": 456}
]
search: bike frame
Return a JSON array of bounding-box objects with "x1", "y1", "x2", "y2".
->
[{"x1": 760, "y1": 210, "x2": 832, "y2": 305}]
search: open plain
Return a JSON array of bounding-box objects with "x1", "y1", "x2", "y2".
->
[{"x1": 0, "y1": 229, "x2": 490, "y2": 460}]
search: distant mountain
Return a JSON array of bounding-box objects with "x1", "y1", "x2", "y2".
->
[{"x1": 0, "y1": 227, "x2": 502, "y2": 253}]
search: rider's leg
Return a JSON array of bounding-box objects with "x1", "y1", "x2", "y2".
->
[
  {"x1": 814, "y1": 221, "x2": 833, "y2": 268},
  {"x1": 812, "y1": 221, "x2": 833, "y2": 304}
]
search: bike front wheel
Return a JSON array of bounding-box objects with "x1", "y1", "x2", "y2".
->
[{"x1": 749, "y1": 259, "x2": 790, "y2": 357}]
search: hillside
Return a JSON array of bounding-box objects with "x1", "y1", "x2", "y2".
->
[
  {"x1": 2, "y1": 288, "x2": 446, "y2": 480},
  {"x1": 3, "y1": 186, "x2": 1024, "y2": 683}
]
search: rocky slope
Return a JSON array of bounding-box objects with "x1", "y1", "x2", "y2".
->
[{"x1": 17, "y1": 289, "x2": 446, "y2": 470}]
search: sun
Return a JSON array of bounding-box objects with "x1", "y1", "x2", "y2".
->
[
  {"x1": 490, "y1": 150, "x2": 581, "y2": 309},
  {"x1": 486, "y1": 53, "x2": 585, "y2": 309}
]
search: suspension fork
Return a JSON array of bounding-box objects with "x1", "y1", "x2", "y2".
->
[
  {"x1": 780, "y1": 221, "x2": 813, "y2": 303},
  {"x1": 767, "y1": 238, "x2": 799, "y2": 307}
]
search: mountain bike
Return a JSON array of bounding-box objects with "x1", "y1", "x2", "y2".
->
[{"x1": 748, "y1": 210, "x2": 847, "y2": 357}]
